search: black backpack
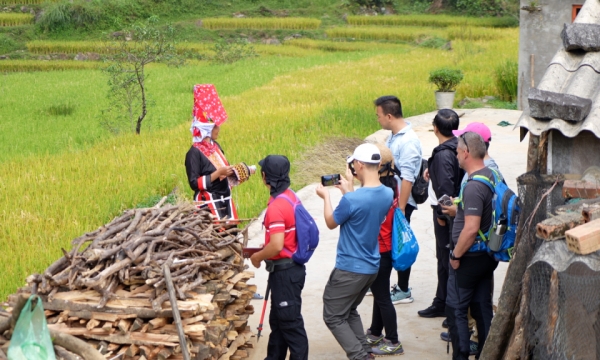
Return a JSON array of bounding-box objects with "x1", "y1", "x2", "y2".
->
[{"x1": 411, "y1": 159, "x2": 429, "y2": 204}]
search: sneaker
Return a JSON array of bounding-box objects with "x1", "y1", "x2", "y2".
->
[
  {"x1": 417, "y1": 304, "x2": 445, "y2": 318},
  {"x1": 469, "y1": 341, "x2": 479, "y2": 356},
  {"x1": 371, "y1": 338, "x2": 404, "y2": 356},
  {"x1": 365, "y1": 329, "x2": 384, "y2": 346},
  {"x1": 440, "y1": 331, "x2": 450, "y2": 342},
  {"x1": 363, "y1": 354, "x2": 375, "y2": 360},
  {"x1": 365, "y1": 288, "x2": 373, "y2": 296},
  {"x1": 390, "y1": 285, "x2": 413, "y2": 304},
  {"x1": 442, "y1": 318, "x2": 448, "y2": 328}
]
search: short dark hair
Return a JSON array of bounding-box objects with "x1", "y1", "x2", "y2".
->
[
  {"x1": 433, "y1": 109, "x2": 459, "y2": 137},
  {"x1": 374, "y1": 96, "x2": 403, "y2": 118}
]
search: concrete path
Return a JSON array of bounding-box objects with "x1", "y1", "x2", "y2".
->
[{"x1": 244, "y1": 109, "x2": 528, "y2": 360}]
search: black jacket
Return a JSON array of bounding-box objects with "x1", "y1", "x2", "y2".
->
[{"x1": 428, "y1": 137, "x2": 465, "y2": 219}]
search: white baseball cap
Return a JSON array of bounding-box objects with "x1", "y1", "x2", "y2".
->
[{"x1": 347, "y1": 143, "x2": 382, "y2": 164}]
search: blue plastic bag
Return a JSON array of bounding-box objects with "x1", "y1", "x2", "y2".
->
[
  {"x1": 7, "y1": 295, "x2": 56, "y2": 360},
  {"x1": 391, "y1": 207, "x2": 419, "y2": 271}
]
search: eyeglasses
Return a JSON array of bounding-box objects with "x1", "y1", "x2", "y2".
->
[
  {"x1": 459, "y1": 133, "x2": 470, "y2": 153},
  {"x1": 346, "y1": 156, "x2": 357, "y2": 176}
]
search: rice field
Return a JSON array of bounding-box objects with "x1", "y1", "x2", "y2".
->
[
  {"x1": 201, "y1": 17, "x2": 321, "y2": 30},
  {"x1": 0, "y1": 0, "x2": 52, "y2": 4},
  {"x1": 0, "y1": 59, "x2": 101, "y2": 72},
  {"x1": 346, "y1": 14, "x2": 518, "y2": 28},
  {"x1": 326, "y1": 26, "x2": 447, "y2": 42},
  {"x1": 0, "y1": 23, "x2": 518, "y2": 300},
  {"x1": 285, "y1": 39, "x2": 404, "y2": 52},
  {"x1": 0, "y1": 13, "x2": 34, "y2": 26}
]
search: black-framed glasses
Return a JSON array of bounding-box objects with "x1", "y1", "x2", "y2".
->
[
  {"x1": 459, "y1": 133, "x2": 470, "y2": 153},
  {"x1": 346, "y1": 156, "x2": 357, "y2": 176}
]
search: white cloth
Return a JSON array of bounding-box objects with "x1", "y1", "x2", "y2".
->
[{"x1": 190, "y1": 120, "x2": 215, "y2": 142}]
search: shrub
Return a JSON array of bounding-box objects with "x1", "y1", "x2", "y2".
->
[
  {"x1": 429, "y1": 68, "x2": 463, "y2": 92},
  {"x1": 211, "y1": 38, "x2": 257, "y2": 65},
  {"x1": 495, "y1": 59, "x2": 518, "y2": 101}
]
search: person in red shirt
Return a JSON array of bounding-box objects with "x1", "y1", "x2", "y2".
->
[
  {"x1": 365, "y1": 145, "x2": 404, "y2": 356},
  {"x1": 250, "y1": 155, "x2": 309, "y2": 360}
]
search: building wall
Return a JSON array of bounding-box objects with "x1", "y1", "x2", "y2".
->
[
  {"x1": 549, "y1": 130, "x2": 600, "y2": 175},
  {"x1": 518, "y1": 0, "x2": 583, "y2": 111}
]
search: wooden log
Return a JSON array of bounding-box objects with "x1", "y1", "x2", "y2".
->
[
  {"x1": 156, "y1": 347, "x2": 173, "y2": 360},
  {"x1": 149, "y1": 317, "x2": 167, "y2": 330},
  {"x1": 54, "y1": 345, "x2": 83, "y2": 360},
  {"x1": 49, "y1": 328, "x2": 105, "y2": 360},
  {"x1": 130, "y1": 318, "x2": 144, "y2": 332},
  {"x1": 118, "y1": 318, "x2": 133, "y2": 333},
  {"x1": 218, "y1": 332, "x2": 252, "y2": 360},
  {"x1": 565, "y1": 218, "x2": 600, "y2": 254},
  {"x1": 536, "y1": 213, "x2": 585, "y2": 240},
  {"x1": 86, "y1": 318, "x2": 101, "y2": 330},
  {"x1": 163, "y1": 262, "x2": 191, "y2": 360},
  {"x1": 126, "y1": 344, "x2": 140, "y2": 357}
]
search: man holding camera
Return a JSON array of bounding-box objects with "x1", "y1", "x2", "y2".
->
[
  {"x1": 443, "y1": 132, "x2": 498, "y2": 360},
  {"x1": 418, "y1": 109, "x2": 464, "y2": 321},
  {"x1": 374, "y1": 95, "x2": 423, "y2": 304},
  {"x1": 250, "y1": 155, "x2": 309, "y2": 360},
  {"x1": 316, "y1": 143, "x2": 393, "y2": 360}
]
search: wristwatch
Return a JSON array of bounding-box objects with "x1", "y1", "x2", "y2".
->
[{"x1": 450, "y1": 250, "x2": 461, "y2": 261}]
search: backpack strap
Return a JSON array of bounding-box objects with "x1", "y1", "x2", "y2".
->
[{"x1": 455, "y1": 170, "x2": 498, "y2": 242}]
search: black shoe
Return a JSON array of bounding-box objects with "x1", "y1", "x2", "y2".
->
[
  {"x1": 418, "y1": 304, "x2": 446, "y2": 318},
  {"x1": 442, "y1": 318, "x2": 448, "y2": 328},
  {"x1": 440, "y1": 331, "x2": 450, "y2": 342}
]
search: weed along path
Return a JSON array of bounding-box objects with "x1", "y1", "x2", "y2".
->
[{"x1": 243, "y1": 109, "x2": 527, "y2": 359}]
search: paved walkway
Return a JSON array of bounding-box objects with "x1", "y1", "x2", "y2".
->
[{"x1": 244, "y1": 109, "x2": 527, "y2": 360}]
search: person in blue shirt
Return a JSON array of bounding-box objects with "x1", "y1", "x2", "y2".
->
[
  {"x1": 375, "y1": 95, "x2": 423, "y2": 304},
  {"x1": 316, "y1": 143, "x2": 393, "y2": 360}
]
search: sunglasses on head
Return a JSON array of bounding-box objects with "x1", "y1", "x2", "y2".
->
[{"x1": 459, "y1": 133, "x2": 470, "y2": 153}]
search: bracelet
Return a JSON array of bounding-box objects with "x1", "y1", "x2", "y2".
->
[{"x1": 450, "y1": 250, "x2": 461, "y2": 261}]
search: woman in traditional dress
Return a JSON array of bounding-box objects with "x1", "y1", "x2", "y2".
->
[{"x1": 185, "y1": 120, "x2": 239, "y2": 220}]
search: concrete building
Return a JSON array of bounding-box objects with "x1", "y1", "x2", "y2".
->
[
  {"x1": 517, "y1": 0, "x2": 600, "y2": 177},
  {"x1": 518, "y1": 0, "x2": 584, "y2": 112}
]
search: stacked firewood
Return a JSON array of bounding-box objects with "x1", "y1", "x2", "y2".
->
[{"x1": 6, "y1": 202, "x2": 257, "y2": 360}]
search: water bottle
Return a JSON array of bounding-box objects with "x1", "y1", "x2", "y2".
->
[{"x1": 488, "y1": 216, "x2": 507, "y2": 252}]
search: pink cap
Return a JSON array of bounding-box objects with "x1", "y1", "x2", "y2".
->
[{"x1": 452, "y1": 122, "x2": 491, "y2": 142}]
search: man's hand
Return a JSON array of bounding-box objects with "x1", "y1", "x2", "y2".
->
[
  {"x1": 344, "y1": 166, "x2": 354, "y2": 183},
  {"x1": 316, "y1": 184, "x2": 329, "y2": 199},
  {"x1": 441, "y1": 203, "x2": 457, "y2": 217},
  {"x1": 423, "y1": 168, "x2": 430, "y2": 182},
  {"x1": 250, "y1": 253, "x2": 261, "y2": 269},
  {"x1": 437, "y1": 217, "x2": 446, "y2": 226},
  {"x1": 336, "y1": 176, "x2": 353, "y2": 194},
  {"x1": 450, "y1": 259, "x2": 460, "y2": 270}
]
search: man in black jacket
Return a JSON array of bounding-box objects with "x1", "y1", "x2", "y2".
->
[{"x1": 418, "y1": 109, "x2": 464, "y2": 319}]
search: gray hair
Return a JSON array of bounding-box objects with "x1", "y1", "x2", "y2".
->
[{"x1": 458, "y1": 132, "x2": 486, "y2": 159}]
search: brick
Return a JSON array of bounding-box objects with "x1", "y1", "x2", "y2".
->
[
  {"x1": 536, "y1": 213, "x2": 585, "y2": 240},
  {"x1": 561, "y1": 23, "x2": 600, "y2": 52},
  {"x1": 565, "y1": 219, "x2": 600, "y2": 254},
  {"x1": 582, "y1": 205, "x2": 600, "y2": 223},
  {"x1": 563, "y1": 179, "x2": 600, "y2": 199},
  {"x1": 528, "y1": 88, "x2": 592, "y2": 122}
]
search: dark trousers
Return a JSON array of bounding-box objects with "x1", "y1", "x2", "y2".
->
[
  {"x1": 369, "y1": 251, "x2": 398, "y2": 343},
  {"x1": 323, "y1": 268, "x2": 377, "y2": 360},
  {"x1": 396, "y1": 204, "x2": 415, "y2": 292},
  {"x1": 432, "y1": 208, "x2": 450, "y2": 310},
  {"x1": 266, "y1": 264, "x2": 309, "y2": 360},
  {"x1": 446, "y1": 256, "x2": 497, "y2": 360}
]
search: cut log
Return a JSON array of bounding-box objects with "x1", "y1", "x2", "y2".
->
[
  {"x1": 149, "y1": 317, "x2": 168, "y2": 331},
  {"x1": 117, "y1": 318, "x2": 132, "y2": 333},
  {"x1": 565, "y1": 218, "x2": 600, "y2": 254},
  {"x1": 536, "y1": 213, "x2": 585, "y2": 240}
]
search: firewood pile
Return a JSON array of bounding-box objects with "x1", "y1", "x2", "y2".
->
[{"x1": 5, "y1": 202, "x2": 258, "y2": 360}]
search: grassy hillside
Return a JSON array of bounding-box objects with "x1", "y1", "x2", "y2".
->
[{"x1": 0, "y1": 0, "x2": 520, "y2": 299}]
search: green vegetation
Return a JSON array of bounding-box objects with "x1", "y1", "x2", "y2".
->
[
  {"x1": 346, "y1": 14, "x2": 518, "y2": 28},
  {"x1": 495, "y1": 59, "x2": 518, "y2": 101},
  {"x1": 326, "y1": 26, "x2": 446, "y2": 42},
  {"x1": 0, "y1": 0, "x2": 521, "y2": 300},
  {"x1": 202, "y1": 18, "x2": 321, "y2": 30},
  {"x1": 429, "y1": 67, "x2": 464, "y2": 92}
]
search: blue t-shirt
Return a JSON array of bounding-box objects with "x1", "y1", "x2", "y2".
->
[{"x1": 333, "y1": 185, "x2": 394, "y2": 275}]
